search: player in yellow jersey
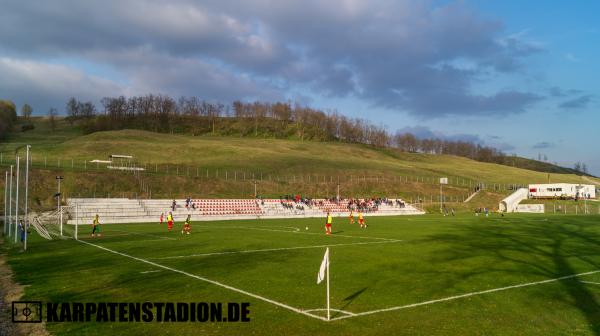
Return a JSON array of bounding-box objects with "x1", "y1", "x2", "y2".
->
[
  {"x1": 167, "y1": 212, "x2": 174, "y2": 231},
  {"x1": 91, "y1": 214, "x2": 102, "y2": 237},
  {"x1": 359, "y1": 212, "x2": 367, "y2": 228},
  {"x1": 182, "y1": 215, "x2": 192, "y2": 235},
  {"x1": 325, "y1": 212, "x2": 332, "y2": 235},
  {"x1": 349, "y1": 210, "x2": 355, "y2": 224}
]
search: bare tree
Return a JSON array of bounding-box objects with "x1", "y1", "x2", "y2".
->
[
  {"x1": 48, "y1": 107, "x2": 58, "y2": 131},
  {"x1": 21, "y1": 103, "x2": 33, "y2": 119},
  {"x1": 66, "y1": 97, "x2": 79, "y2": 124}
]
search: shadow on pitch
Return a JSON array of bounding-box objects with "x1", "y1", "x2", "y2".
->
[
  {"x1": 334, "y1": 287, "x2": 368, "y2": 318},
  {"x1": 425, "y1": 216, "x2": 600, "y2": 335}
]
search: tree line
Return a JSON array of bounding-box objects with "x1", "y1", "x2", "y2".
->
[
  {"x1": 0, "y1": 94, "x2": 584, "y2": 175},
  {"x1": 0, "y1": 100, "x2": 18, "y2": 140},
  {"x1": 59, "y1": 94, "x2": 511, "y2": 163}
]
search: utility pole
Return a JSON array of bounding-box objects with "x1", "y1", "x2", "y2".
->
[
  {"x1": 3, "y1": 171, "x2": 7, "y2": 236},
  {"x1": 14, "y1": 156, "x2": 19, "y2": 243},
  {"x1": 8, "y1": 165, "x2": 12, "y2": 237}
]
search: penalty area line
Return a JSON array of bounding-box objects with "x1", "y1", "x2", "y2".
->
[
  {"x1": 153, "y1": 239, "x2": 403, "y2": 260},
  {"x1": 77, "y1": 239, "x2": 328, "y2": 322},
  {"x1": 330, "y1": 269, "x2": 600, "y2": 321}
]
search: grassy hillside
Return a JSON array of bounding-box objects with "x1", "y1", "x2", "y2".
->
[
  {"x1": 0, "y1": 117, "x2": 598, "y2": 212},
  {"x1": 2, "y1": 118, "x2": 596, "y2": 184}
]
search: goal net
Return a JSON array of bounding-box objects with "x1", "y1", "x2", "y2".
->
[{"x1": 29, "y1": 205, "x2": 80, "y2": 240}]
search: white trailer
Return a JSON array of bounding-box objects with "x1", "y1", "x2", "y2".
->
[{"x1": 528, "y1": 183, "x2": 596, "y2": 199}]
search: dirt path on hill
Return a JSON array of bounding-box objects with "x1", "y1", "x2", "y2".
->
[{"x1": 0, "y1": 239, "x2": 49, "y2": 336}]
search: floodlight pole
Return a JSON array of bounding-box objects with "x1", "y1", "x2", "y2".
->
[
  {"x1": 8, "y1": 165, "x2": 12, "y2": 237},
  {"x1": 14, "y1": 156, "x2": 19, "y2": 244},
  {"x1": 440, "y1": 183, "x2": 443, "y2": 213},
  {"x1": 24, "y1": 146, "x2": 30, "y2": 251},
  {"x1": 3, "y1": 171, "x2": 7, "y2": 236},
  {"x1": 56, "y1": 176, "x2": 63, "y2": 227},
  {"x1": 75, "y1": 204, "x2": 78, "y2": 240},
  {"x1": 60, "y1": 206, "x2": 63, "y2": 236}
]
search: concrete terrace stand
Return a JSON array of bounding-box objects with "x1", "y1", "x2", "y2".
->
[{"x1": 66, "y1": 198, "x2": 425, "y2": 224}]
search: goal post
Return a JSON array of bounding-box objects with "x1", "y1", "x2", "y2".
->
[{"x1": 28, "y1": 205, "x2": 79, "y2": 240}]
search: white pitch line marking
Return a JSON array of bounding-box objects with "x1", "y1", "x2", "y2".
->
[
  {"x1": 222, "y1": 226, "x2": 397, "y2": 241},
  {"x1": 77, "y1": 239, "x2": 328, "y2": 322},
  {"x1": 330, "y1": 269, "x2": 600, "y2": 321},
  {"x1": 140, "y1": 270, "x2": 161, "y2": 274},
  {"x1": 304, "y1": 308, "x2": 357, "y2": 317},
  {"x1": 153, "y1": 239, "x2": 403, "y2": 260},
  {"x1": 130, "y1": 238, "x2": 175, "y2": 243},
  {"x1": 109, "y1": 229, "x2": 176, "y2": 240},
  {"x1": 580, "y1": 280, "x2": 600, "y2": 285}
]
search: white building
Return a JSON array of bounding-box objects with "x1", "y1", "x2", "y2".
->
[{"x1": 528, "y1": 183, "x2": 596, "y2": 199}]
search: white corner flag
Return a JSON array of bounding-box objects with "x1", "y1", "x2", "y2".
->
[
  {"x1": 317, "y1": 247, "x2": 329, "y2": 284},
  {"x1": 317, "y1": 248, "x2": 331, "y2": 320}
]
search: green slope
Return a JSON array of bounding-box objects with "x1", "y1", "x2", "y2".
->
[
  {"x1": 1, "y1": 118, "x2": 598, "y2": 211},
  {"x1": 14, "y1": 128, "x2": 595, "y2": 185}
]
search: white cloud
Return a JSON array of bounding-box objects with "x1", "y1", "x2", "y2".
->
[
  {"x1": 0, "y1": 57, "x2": 123, "y2": 112},
  {"x1": 0, "y1": 0, "x2": 545, "y2": 117}
]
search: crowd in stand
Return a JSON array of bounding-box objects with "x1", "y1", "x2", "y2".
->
[{"x1": 276, "y1": 195, "x2": 408, "y2": 213}]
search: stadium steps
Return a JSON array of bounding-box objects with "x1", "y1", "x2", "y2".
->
[
  {"x1": 464, "y1": 190, "x2": 480, "y2": 203},
  {"x1": 66, "y1": 198, "x2": 424, "y2": 224}
]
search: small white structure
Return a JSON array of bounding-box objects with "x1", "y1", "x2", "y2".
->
[
  {"x1": 499, "y1": 188, "x2": 529, "y2": 212},
  {"x1": 515, "y1": 204, "x2": 545, "y2": 213},
  {"x1": 528, "y1": 183, "x2": 596, "y2": 199},
  {"x1": 107, "y1": 165, "x2": 145, "y2": 171}
]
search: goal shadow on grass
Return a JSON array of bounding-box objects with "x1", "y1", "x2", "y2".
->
[{"x1": 428, "y1": 217, "x2": 600, "y2": 335}]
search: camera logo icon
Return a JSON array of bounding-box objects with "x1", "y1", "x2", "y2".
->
[{"x1": 12, "y1": 301, "x2": 42, "y2": 323}]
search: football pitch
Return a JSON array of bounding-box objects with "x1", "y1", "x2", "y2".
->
[{"x1": 6, "y1": 213, "x2": 600, "y2": 335}]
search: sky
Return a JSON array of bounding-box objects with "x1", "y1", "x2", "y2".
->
[{"x1": 0, "y1": 0, "x2": 598, "y2": 175}]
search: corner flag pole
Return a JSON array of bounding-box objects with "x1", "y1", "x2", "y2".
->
[
  {"x1": 327, "y1": 251, "x2": 331, "y2": 321},
  {"x1": 317, "y1": 247, "x2": 331, "y2": 321}
]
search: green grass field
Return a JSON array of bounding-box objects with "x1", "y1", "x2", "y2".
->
[{"x1": 5, "y1": 213, "x2": 600, "y2": 335}]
